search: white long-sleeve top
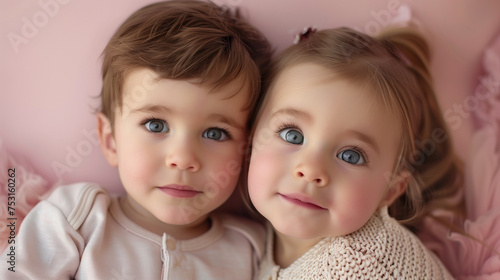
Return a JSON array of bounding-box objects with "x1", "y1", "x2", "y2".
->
[{"x1": 1, "y1": 182, "x2": 265, "y2": 279}]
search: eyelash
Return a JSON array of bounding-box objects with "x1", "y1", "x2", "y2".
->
[
  {"x1": 140, "y1": 117, "x2": 233, "y2": 140},
  {"x1": 212, "y1": 126, "x2": 233, "y2": 140},
  {"x1": 274, "y1": 122, "x2": 369, "y2": 164},
  {"x1": 140, "y1": 116, "x2": 165, "y2": 127},
  {"x1": 341, "y1": 145, "x2": 369, "y2": 165},
  {"x1": 275, "y1": 122, "x2": 301, "y2": 134}
]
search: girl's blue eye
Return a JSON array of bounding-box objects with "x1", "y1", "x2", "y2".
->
[
  {"x1": 144, "y1": 120, "x2": 169, "y2": 133},
  {"x1": 203, "y1": 128, "x2": 229, "y2": 141},
  {"x1": 279, "y1": 128, "x2": 304, "y2": 145},
  {"x1": 337, "y1": 149, "x2": 365, "y2": 165}
]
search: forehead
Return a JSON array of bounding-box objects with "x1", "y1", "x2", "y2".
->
[
  {"x1": 269, "y1": 63, "x2": 397, "y2": 115},
  {"x1": 121, "y1": 68, "x2": 251, "y2": 108},
  {"x1": 264, "y1": 63, "x2": 402, "y2": 143},
  {"x1": 268, "y1": 63, "x2": 369, "y2": 107}
]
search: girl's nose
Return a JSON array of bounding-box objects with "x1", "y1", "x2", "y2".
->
[{"x1": 293, "y1": 153, "x2": 329, "y2": 186}]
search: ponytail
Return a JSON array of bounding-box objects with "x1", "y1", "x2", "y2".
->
[{"x1": 377, "y1": 28, "x2": 465, "y2": 229}]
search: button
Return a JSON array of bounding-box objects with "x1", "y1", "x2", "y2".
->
[{"x1": 166, "y1": 238, "x2": 177, "y2": 250}]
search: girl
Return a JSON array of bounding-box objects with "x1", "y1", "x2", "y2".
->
[{"x1": 247, "y1": 27, "x2": 463, "y2": 279}]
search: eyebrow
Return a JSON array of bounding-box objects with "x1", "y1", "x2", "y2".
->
[
  {"x1": 130, "y1": 105, "x2": 170, "y2": 115},
  {"x1": 271, "y1": 107, "x2": 311, "y2": 121},
  {"x1": 345, "y1": 129, "x2": 380, "y2": 155},
  {"x1": 209, "y1": 114, "x2": 244, "y2": 130}
]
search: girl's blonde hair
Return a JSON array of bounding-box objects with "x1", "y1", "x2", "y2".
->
[{"x1": 250, "y1": 27, "x2": 464, "y2": 229}]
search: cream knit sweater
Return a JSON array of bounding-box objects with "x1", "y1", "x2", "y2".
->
[{"x1": 258, "y1": 207, "x2": 453, "y2": 280}]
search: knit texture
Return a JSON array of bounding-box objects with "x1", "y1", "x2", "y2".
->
[{"x1": 259, "y1": 207, "x2": 453, "y2": 280}]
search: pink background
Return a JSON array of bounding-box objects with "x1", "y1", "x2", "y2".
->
[{"x1": 1, "y1": 0, "x2": 500, "y2": 193}]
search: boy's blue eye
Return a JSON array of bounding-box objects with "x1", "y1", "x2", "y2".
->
[
  {"x1": 279, "y1": 129, "x2": 304, "y2": 145},
  {"x1": 144, "y1": 120, "x2": 169, "y2": 133},
  {"x1": 337, "y1": 149, "x2": 365, "y2": 165},
  {"x1": 203, "y1": 128, "x2": 229, "y2": 141}
]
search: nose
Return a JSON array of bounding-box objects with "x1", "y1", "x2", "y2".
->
[
  {"x1": 293, "y1": 153, "x2": 329, "y2": 186},
  {"x1": 165, "y1": 140, "x2": 201, "y2": 172}
]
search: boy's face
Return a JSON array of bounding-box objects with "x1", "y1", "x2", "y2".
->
[
  {"x1": 100, "y1": 68, "x2": 250, "y2": 227},
  {"x1": 248, "y1": 63, "x2": 406, "y2": 240}
]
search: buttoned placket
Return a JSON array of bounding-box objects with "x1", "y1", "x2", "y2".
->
[
  {"x1": 161, "y1": 233, "x2": 170, "y2": 279},
  {"x1": 161, "y1": 233, "x2": 182, "y2": 279}
]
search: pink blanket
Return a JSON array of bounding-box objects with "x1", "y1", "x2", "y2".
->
[{"x1": 419, "y1": 30, "x2": 500, "y2": 279}]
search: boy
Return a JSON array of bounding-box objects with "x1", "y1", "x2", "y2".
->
[{"x1": 1, "y1": 1, "x2": 271, "y2": 279}]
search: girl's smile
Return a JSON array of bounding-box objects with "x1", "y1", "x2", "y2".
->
[{"x1": 278, "y1": 193, "x2": 327, "y2": 210}]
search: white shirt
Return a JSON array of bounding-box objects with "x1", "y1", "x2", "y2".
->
[{"x1": 1, "y1": 182, "x2": 265, "y2": 279}]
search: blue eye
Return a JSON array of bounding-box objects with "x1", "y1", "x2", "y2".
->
[
  {"x1": 203, "y1": 128, "x2": 230, "y2": 141},
  {"x1": 337, "y1": 149, "x2": 365, "y2": 165},
  {"x1": 279, "y1": 128, "x2": 304, "y2": 145},
  {"x1": 144, "y1": 119, "x2": 169, "y2": 133}
]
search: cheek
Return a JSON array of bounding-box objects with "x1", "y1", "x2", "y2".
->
[
  {"x1": 209, "y1": 142, "x2": 245, "y2": 173},
  {"x1": 118, "y1": 139, "x2": 159, "y2": 182},
  {"x1": 332, "y1": 185, "x2": 379, "y2": 233},
  {"x1": 203, "y1": 142, "x2": 245, "y2": 194},
  {"x1": 248, "y1": 149, "x2": 282, "y2": 199},
  {"x1": 336, "y1": 173, "x2": 388, "y2": 216}
]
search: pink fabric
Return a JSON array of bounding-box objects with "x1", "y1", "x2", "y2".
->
[
  {"x1": 0, "y1": 142, "x2": 53, "y2": 252},
  {"x1": 419, "y1": 29, "x2": 500, "y2": 279},
  {"x1": 1, "y1": 3, "x2": 499, "y2": 276}
]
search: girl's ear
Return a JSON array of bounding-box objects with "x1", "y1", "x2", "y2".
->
[
  {"x1": 97, "y1": 113, "x2": 118, "y2": 167},
  {"x1": 380, "y1": 170, "x2": 409, "y2": 207}
]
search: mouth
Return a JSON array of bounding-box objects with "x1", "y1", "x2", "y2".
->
[
  {"x1": 279, "y1": 193, "x2": 326, "y2": 210},
  {"x1": 157, "y1": 184, "x2": 202, "y2": 198}
]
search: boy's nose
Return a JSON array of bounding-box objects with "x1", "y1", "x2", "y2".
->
[{"x1": 165, "y1": 141, "x2": 201, "y2": 172}]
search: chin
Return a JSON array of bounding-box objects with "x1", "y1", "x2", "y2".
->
[
  {"x1": 157, "y1": 209, "x2": 206, "y2": 226},
  {"x1": 273, "y1": 221, "x2": 322, "y2": 240}
]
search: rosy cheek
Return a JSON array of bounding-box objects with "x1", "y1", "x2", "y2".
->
[
  {"x1": 120, "y1": 143, "x2": 158, "y2": 181},
  {"x1": 335, "y1": 177, "x2": 383, "y2": 224},
  {"x1": 248, "y1": 151, "x2": 279, "y2": 197}
]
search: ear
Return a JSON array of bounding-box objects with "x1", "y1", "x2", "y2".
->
[
  {"x1": 379, "y1": 170, "x2": 409, "y2": 207},
  {"x1": 97, "y1": 113, "x2": 118, "y2": 167}
]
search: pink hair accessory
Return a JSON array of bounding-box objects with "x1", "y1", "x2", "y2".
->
[{"x1": 293, "y1": 27, "x2": 317, "y2": 44}]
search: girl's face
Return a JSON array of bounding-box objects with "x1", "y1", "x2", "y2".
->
[
  {"x1": 248, "y1": 63, "x2": 405, "y2": 240},
  {"x1": 100, "y1": 68, "x2": 249, "y2": 230}
]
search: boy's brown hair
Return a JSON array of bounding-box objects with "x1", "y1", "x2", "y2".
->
[{"x1": 99, "y1": 0, "x2": 272, "y2": 128}]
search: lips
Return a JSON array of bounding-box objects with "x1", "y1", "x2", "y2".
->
[
  {"x1": 279, "y1": 193, "x2": 326, "y2": 210},
  {"x1": 158, "y1": 184, "x2": 201, "y2": 198}
]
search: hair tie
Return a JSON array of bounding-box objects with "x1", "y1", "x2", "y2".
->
[
  {"x1": 396, "y1": 49, "x2": 413, "y2": 67},
  {"x1": 382, "y1": 39, "x2": 413, "y2": 67},
  {"x1": 293, "y1": 27, "x2": 317, "y2": 44}
]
